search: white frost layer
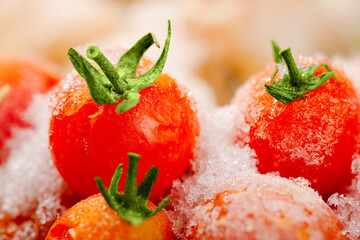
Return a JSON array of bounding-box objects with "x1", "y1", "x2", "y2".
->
[
  {"x1": 167, "y1": 104, "x2": 257, "y2": 237},
  {"x1": 185, "y1": 173, "x2": 343, "y2": 240},
  {"x1": 327, "y1": 56, "x2": 360, "y2": 240},
  {"x1": 0, "y1": 93, "x2": 68, "y2": 240},
  {"x1": 328, "y1": 158, "x2": 360, "y2": 240}
]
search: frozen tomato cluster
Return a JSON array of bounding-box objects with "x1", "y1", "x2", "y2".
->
[{"x1": 1, "y1": 23, "x2": 360, "y2": 240}]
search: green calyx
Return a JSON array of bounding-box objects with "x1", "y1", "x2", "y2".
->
[
  {"x1": 67, "y1": 20, "x2": 171, "y2": 113},
  {"x1": 265, "y1": 41, "x2": 336, "y2": 104},
  {"x1": 271, "y1": 41, "x2": 282, "y2": 63},
  {"x1": 95, "y1": 152, "x2": 169, "y2": 225}
]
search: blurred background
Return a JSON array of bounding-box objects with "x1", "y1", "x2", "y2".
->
[{"x1": 1, "y1": 0, "x2": 360, "y2": 106}]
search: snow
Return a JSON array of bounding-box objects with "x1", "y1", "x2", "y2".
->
[{"x1": 0, "y1": 93, "x2": 70, "y2": 239}]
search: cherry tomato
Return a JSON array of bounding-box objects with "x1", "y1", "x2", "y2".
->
[
  {"x1": 46, "y1": 152, "x2": 176, "y2": 240},
  {"x1": 0, "y1": 57, "x2": 60, "y2": 164},
  {"x1": 187, "y1": 173, "x2": 349, "y2": 240},
  {"x1": 46, "y1": 193, "x2": 175, "y2": 240},
  {"x1": 234, "y1": 45, "x2": 360, "y2": 198},
  {"x1": 50, "y1": 23, "x2": 199, "y2": 201}
]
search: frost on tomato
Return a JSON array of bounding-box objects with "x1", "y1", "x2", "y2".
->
[
  {"x1": 0, "y1": 57, "x2": 60, "y2": 164},
  {"x1": 186, "y1": 173, "x2": 348, "y2": 240},
  {"x1": 50, "y1": 21, "x2": 199, "y2": 202},
  {"x1": 234, "y1": 44, "x2": 360, "y2": 198}
]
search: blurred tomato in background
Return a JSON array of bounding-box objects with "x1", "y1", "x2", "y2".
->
[{"x1": 1, "y1": 0, "x2": 359, "y2": 105}]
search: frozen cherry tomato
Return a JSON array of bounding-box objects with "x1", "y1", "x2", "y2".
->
[
  {"x1": 234, "y1": 42, "x2": 360, "y2": 198},
  {"x1": 187, "y1": 173, "x2": 349, "y2": 240},
  {"x1": 46, "y1": 153, "x2": 176, "y2": 240},
  {"x1": 0, "y1": 57, "x2": 60, "y2": 164},
  {"x1": 50, "y1": 21, "x2": 199, "y2": 201}
]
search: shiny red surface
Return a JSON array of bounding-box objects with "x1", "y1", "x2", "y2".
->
[
  {"x1": 235, "y1": 60, "x2": 360, "y2": 198},
  {"x1": 50, "y1": 65, "x2": 199, "y2": 202}
]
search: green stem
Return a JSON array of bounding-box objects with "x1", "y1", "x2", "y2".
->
[
  {"x1": 137, "y1": 166, "x2": 159, "y2": 206},
  {"x1": 124, "y1": 153, "x2": 140, "y2": 203},
  {"x1": 116, "y1": 92, "x2": 140, "y2": 114},
  {"x1": 271, "y1": 68, "x2": 278, "y2": 85},
  {"x1": 86, "y1": 46, "x2": 125, "y2": 93},
  {"x1": 109, "y1": 164, "x2": 123, "y2": 196},
  {"x1": 117, "y1": 33, "x2": 159, "y2": 78},
  {"x1": 95, "y1": 177, "x2": 113, "y2": 207},
  {"x1": 265, "y1": 44, "x2": 336, "y2": 104},
  {"x1": 131, "y1": 20, "x2": 171, "y2": 91},
  {"x1": 272, "y1": 41, "x2": 282, "y2": 63},
  {"x1": 280, "y1": 48, "x2": 303, "y2": 87},
  {"x1": 68, "y1": 48, "x2": 117, "y2": 105},
  {"x1": 67, "y1": 20, "x2": 172, "y2": 114},
  {"x1": 151, "y1": 196, "x2": 170, "y2": 216},
  {"x1": 95, "y1": 152, "x2": 168, "y2": 225}
]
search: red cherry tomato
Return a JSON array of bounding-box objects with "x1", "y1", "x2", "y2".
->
[
  {"x1": 46, "y1": 193, "x2": 176, "y2": 240},
  {"x1": 50, "y1": 50, "x2": 199, "y2": 201},
  {"x1": 46, "y1": 153, "x2": 176, "y2": 240},
  {"x1": 0, "y1": 57, "x2": 60, "y2": 164},
  {"x1": 234, "y1": 49, "x2": 360, "y2": 198}
]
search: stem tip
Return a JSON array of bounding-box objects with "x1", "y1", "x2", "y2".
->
[{"x1": 86, "y1": 45, "x2": 101, "y2": 60}]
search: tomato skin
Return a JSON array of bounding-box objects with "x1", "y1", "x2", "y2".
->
[
  {"x1": 186, "y1": 173, "x2": 349, "y2": 240},
  {"x1": 0, "y1": 57, "x2": 60, "y2": 164},
  {"x1": 50, "y1": 59, "x2": 199, "y2": 201},
  {"x1": 45, "y1": 193, "x2": 176, "y2": 240},
  {"x1": 234, "y1": 59, "x2": 360, "y2": 198}
]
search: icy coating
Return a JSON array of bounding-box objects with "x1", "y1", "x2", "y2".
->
[
  {"x1": 328, "y1": 56, "x2": 360, "y2": 240},
  {"x1": 185, "y1": 173, "x2": 347, "y2": 240},
  {"x1": 0, "y1": 94, "x2": 70, "y2": 240},
  {"x1": 167, "y1": 104, "x2": 258, "y2": 237}
]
